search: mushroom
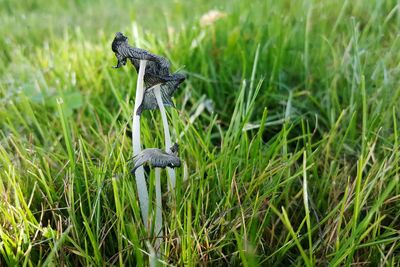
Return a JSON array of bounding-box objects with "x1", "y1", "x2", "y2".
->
[
  {"x1": 131, "y1": 143, "x2": 181, "y2": 244},
  {"x1": 112, "y1": 32, "x2": 185, "y2": 240},
  {"x1": 131, "y1": 56, "x2": 185, "y2": 192},
  {"x1": 136, "y1": 74, "x2": 186, "y2": 115},
  {"x1": 130, "y1": 144, "x2": 181, "y2": 173},
  {"x1": 112, "y1": 32, "x2": 163, "y2": 227},
  {"x1": 136, "y1": 73, "x2": 185, "y2": 192}
]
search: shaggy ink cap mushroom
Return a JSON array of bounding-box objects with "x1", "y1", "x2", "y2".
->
[
  {"x1": 111, "y1": 32, "x2": 186, "y2": 114},
  {"x1": 111, "y1": 32, "x2": 161, "y2": 68},
  {"x1": 131, "y1": 144, "x2": 181, "y2": 173},
  {"x1": 130, "y1": 57, "x2": 186, "y2": 115},
  {"x1": 137, "y1": 73, "x2": 186, "y2": 115}
]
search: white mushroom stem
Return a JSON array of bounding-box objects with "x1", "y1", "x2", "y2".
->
[
  {"x1": 154, "y1": 167, "x2": 163, "y2": 252},
  {"x1": 154, "y1": 84, "x2": 176, "y2": 191},
  {"x1": 133, "y1": 60, "x2": 149, "y2": 228}
]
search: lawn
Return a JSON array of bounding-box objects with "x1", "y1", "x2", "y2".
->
[{"x1": 1, "y1": 0, "x2": 400, "y2": 266}]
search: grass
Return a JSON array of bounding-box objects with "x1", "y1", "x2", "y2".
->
[{"x1": 1, "y1": 0, "x2": 400, "y2": 265}]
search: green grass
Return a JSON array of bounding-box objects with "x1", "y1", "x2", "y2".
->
[{"x1": 1, "y1": 0, "x2": 400, "y2": 265}]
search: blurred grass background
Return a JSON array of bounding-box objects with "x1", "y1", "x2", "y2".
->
[{"x1": 1, "y1": 0, "x2": 400, "y2": 266}]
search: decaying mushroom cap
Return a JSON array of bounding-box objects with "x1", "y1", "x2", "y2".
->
[
  {"x1": 130, "y1": 57, "x2": 172, "y2": 86},
  {"x1": 131, "y1": 144, "x2": 181, "y2": 173},
  {"x1": 130, "y1": 57, "x2": 186, "y2": 115},
  {"x1": 111, "y1": 32, "x2": 161, "y2": 68},
  {"x1": 112, "y1": 32, "x2": 186, "y2": 114},
  {"x1": 137, "y1": 73, "x2": 186, "y2": 115}
]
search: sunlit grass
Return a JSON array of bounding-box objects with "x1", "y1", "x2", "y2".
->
[{"x1": 1, "y1": 0, "x2": 400, "y2": 266}]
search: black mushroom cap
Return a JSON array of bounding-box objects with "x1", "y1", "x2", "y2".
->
[
  {"x1": 130, "y1": 57, "x2": 173, "y2": 86},
  {"x1": 111, "y1": 32, "x2": 161, "y2": 68},
  {"x1": 137, "y1": 73, "x2": 186, "y2": 115},
  {"x1": 112, "y1": 32, "x2": 186, "y2": 114},
  {"x1": 131, "y1": 144, "x2": 181, "y2": 173},
  {"x1": 112, "y1": 32, "x2": 128, "y2": 53}
]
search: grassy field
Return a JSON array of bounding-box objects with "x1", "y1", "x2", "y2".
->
[{"x1": 1, "y1": 0, "x2": 400, "y2": 266}]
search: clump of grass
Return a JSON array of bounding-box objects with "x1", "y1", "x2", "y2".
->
[{"x1": 1, "y1": 0, "x2": 400, "y2": 266}]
